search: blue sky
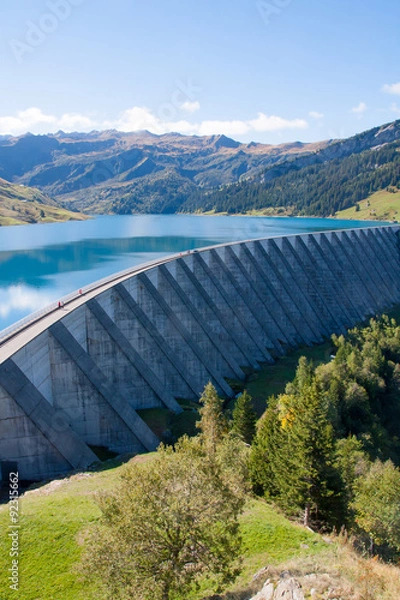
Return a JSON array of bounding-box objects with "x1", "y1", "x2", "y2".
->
[{"x1": 0, "y1": 0, "x2": 399, "y2": 144}]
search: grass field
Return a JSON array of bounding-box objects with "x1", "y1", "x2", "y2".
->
[
  {"x1": 0, "y1": 203, "x2": 88, "y2": 226},
  {"x1": 139, "y1": 342, "x2": 334, "y2": 440},
  {"x1": 137, "y1": 398, "x2": 200, "y2": 442},
  {"x1": 336, "y1": 189, "x2": 400, "y2": 221}
]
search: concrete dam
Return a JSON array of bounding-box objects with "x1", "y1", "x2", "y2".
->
[{"x1": 1, "y1": 224, "x2": 400, "y2": 482}]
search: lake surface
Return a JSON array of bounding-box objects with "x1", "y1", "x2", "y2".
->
[{"x1": 0, "y1": 214, "x2": 384, "y2": 332}]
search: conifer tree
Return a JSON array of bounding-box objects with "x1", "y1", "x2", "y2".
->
[
  {"x1": 231, "y1": 390, "x2": 257, "y2": 444},
  {"x1": 251, "y1": 358, "x2": 342, "y2": 527},
  {"x1": 334, "y1": 435, "x2": 369, "y2": 524},
  {"x1": 250, "y1": 395, "x2": 283, "y2": 497},
  {"x1": 281, "y1": 377, "x2": 341, "y2": 526},
  {"x1": 196, "y1": 382, "x2": 228, "y2": 455}
]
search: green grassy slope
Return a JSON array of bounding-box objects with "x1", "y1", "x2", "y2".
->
[
  {"x1": 1, "y1": 454, "x2": 399, "y2": 600},
  {"x1": 0, "y1": 457, "x2": 325, "y2": 600},
  {"x1": 336, "y1": 188, "x2": 400, "y2": 221},
  {"x1": 0, "y1": 178, "x2": 88, "y2": 225},
  {"x1": 226, "y1": 341, "x2": 333, "y2": 417}
]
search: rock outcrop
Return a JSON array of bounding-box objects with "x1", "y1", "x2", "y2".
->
[{"x1": 250, "y1": 573, "x2": 305, "y2": 600}]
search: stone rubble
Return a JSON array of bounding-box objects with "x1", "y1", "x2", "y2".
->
[{"x1": 249, "y1": 572, "x2": 305, "y2": 600}]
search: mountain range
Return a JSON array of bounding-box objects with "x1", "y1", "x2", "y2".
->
[{"x1": 0, "y1": 119, "x2": 399, "y2": 217}]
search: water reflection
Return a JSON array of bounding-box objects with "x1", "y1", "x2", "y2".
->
[
  {"x1": 0, "y1": 285, "x2": 54, "y2": 319},
  {"x1": 0, "y1": 214, "x2": 384, "y2": 332},
  {"x1": 0, "y1": 236, "x2": 217, "y2": 287},
  {"x1": 0, "y1": 234, "x2": 218, "y2": 330}
]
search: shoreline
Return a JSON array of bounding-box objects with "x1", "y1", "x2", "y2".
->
[
  {"x1": 0, "y1": 211, "x2": 391, "y2": 229},
  {"x1": 178, "y1": 209, "x2": 392, "y2": 223}
]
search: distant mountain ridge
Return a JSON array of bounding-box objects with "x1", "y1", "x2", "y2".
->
[
  {"x1": 0, "y1": 130, "x2": 330, "y2": 214},
  {"x1": 0, "y1": 120, "x2": 399, "y2": 216}
]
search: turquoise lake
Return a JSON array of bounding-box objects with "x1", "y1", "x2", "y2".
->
[{"x1": 0, "y1": 214, "x2": 384, "y2": 332}]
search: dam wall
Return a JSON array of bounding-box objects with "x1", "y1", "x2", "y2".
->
[{"x1": 0, "y1": 225, "x2": 400, "y2": 481}]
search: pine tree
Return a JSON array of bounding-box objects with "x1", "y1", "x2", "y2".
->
[
  {"x1": 196, "y1": 382, "x2": 228, "y2": 455},
  {"x1": 279, "y1": 365, "x2": 341, "y2": 526},
  {"x1": 251, "y1": 359, "x2": 342, "y2": 527},
  {"x1": 231, "y1": 390, "x2": 257, "y2": 444},
  {"x1": 250, "y1": 395, "x2": 283, "y2": 497}
]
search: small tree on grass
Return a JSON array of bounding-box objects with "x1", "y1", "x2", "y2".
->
[
  {"x1": 82, "y1": 437, "x2": 245, "y2": 600},
  {"x1": 231, "y1": 390, "x2": 257, "y2": 444},
  {"x1": 196, "y1": 381, "x2": 228, "y2": 455}
]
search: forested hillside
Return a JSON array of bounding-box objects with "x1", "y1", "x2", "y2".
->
[
  {"x1": 182, "y1": 140, "x2": 400, "y2": 216},
  {"x1": 251, "y1": 315, "x2": 400, "y2": 543}
]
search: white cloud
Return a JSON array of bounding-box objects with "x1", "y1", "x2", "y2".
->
[
  {"x1": 57, "y1": 113, "x2": 97, "y2": 131},
  {"x1": 0, "y1": 106, "x2": 309, "y2": 139},
  {"x1": 0, "y1": 107, "x2": 97, "y2": 136},
  {"x1": 351, "y1": 102, "x2": 367, "y2": 114},
  {"x1": 180, "y1": 100, "x2": 200, "y2": 113},
  {"x1": 382, "y1": 82, "x2": 400, "y2": 96},
  {"x1": 309, "y1": 111, "x2": 324, "y2": 119},
  {"x1": 197, "y1": 119, "x2": 251, "y2": 136},
  {"x1": 249, "y1": 113, "x2": 308, "y2": 132},
  {"x1": 189, "y1": 113, "x2": 307, "y2": 137},
  {"x1": 0, "y1": 107, "x2": 56, "y2": 136},
  {"x1": 108, "y1": 107, "x2": 161, "y2": 133}
]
